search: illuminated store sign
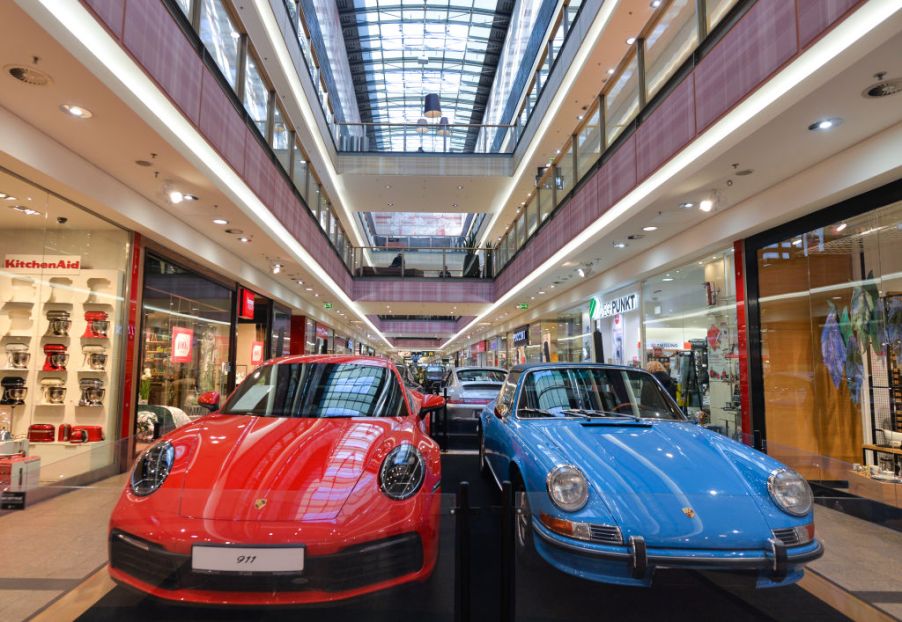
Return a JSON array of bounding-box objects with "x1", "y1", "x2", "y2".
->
[
  {"x1": 513, "y1": 325, "x2": 530, "y2": 347},
  {"x1": 239, "y1": 288, "x2": 256, "y2": 319},
  {"x1": 171, "y1": 327, "x2": 194, "y2": 363},
  {"x1": 592, "y1": 292, "x2": 638, "y2": 319}
]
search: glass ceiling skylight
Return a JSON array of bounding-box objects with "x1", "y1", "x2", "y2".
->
[{"x1": 343, "y1": 0, "x2": 508, "y2": 152}]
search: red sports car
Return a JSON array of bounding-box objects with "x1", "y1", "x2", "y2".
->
[{"x1": 109, "y1": 355, "x2": 445, "y2": 605}]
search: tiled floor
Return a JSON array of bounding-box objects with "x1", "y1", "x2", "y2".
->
[
  {"x1": 0, "y1": 474, "x2": 124, "y2": 621},
  {"x1": 2, "y1": 472, "x2": 902, "y2": 621},
  {"x1": 809, "y1": 504, "x2": 902, "y2": 620}
]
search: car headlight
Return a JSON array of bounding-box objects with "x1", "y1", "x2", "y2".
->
[
  {"x1": 379, "y1": 444, "x2": 425, "y2": 500},
  {"x1": 130, "y1": 441, "x2": 174, "y2": 497},
  {"x1": 767, "y1": 468, "x2": 813, "y2": 516},
  {"x1": 546, "y1": 465, "x2": 589, "y2": 512}
]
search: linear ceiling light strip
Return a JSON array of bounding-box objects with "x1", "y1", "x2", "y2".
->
[
  {"x1": 446, "y1": 0, "x2": 899, "y2": 351},
  {"x1": 34, "y1": 0, "x2": 391, "y2": 349}
]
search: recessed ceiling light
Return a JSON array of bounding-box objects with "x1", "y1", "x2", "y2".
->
[
  {"x1": 10, "y1": 205, "x2": 41, "y2": 216},
  {"x1": 699, "y1": 199, "x2": 714, "y2": 212},
  {"x1": 607, "y1": 68, "x2": 615, "y2": 75},
  {"x1": 224, "y1": 228, "x2": 243, "y2": 234},
  {"x1": 626, "y1": 37, "x2": 636, "y2": 45},
  {"x1": 385, "y1": 185, "x2": 391, "y2": 189},
  {"x1": 169, "y1": 190, "x2": 184, "y2": 204},
  {"x1": 662, "y1": 277, "x2": 674, "y2": 282},
  {"x1": 642, "y1": 226, "x2": 658, "y2": 232},
  {"x1": 183, "y1": 194, "x2": 199, "y2": 201},
  {"x1": 576, "y1": 268, "x2": 586, "y2": 277},
  {"x1": 230, "y1": 31, "x2": 241, "y2": 39},
  {"x1": 272, "y1": 263, "x2": 282, "y2": 274},
  {"x1": 60, "y1": 104, "x2": 93, "y2": 119},
  {"x1": 835, "y1": 223, "x2": 847, "y2": 232},
  {"x1": 613, "y1": 242, "x2": 627, "y2": 249},
  {"x1": 4, "y1": 196, "x2": 17, "y2": 201},
  {"x1": 305, "y1": 287, "x2": 313, "y2": 291},
  {"x1": 808, "y1": 117, "x2": 842, "y2": 131},
  {"x1": 0, "y1": 193, "x2": 6, "y2": 199},
  {"x1": 296, "y1": 280, "x2": 304, "y2": 285},
  {"x1": 314, "y1": 293, "x2": 319, "y2": 297},
  {"x1": 651, "y1": 0, "x2": 662, "y2": 7},
  {"x1": 530, "y1": 296, "x2": 535, "y2": 300},
  {"x1": 538, "y1": 291, "x2": 546, "y2": 295},
  {"x1": 213, "y1": 218, "x2": 229, "y2": 225},
  {"x1": 238, "y1": 237, "x2": 250, "y2": 243},
  {"x1": 679, "y1": 202, "x2": 694, "y2": 209},
  {"x1": 451, "y1": 203, "x2": 458, "y2": 207},
  {"x1": 457, "y1": 185, "x2": 463, "y2": 190}
]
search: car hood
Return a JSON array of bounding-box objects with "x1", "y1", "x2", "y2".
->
[
  {"x1": 533, "y1": 420, "x2": 778, "y2": 549},
  {"x1": 176, "y1": 415, "x2": 398, "y2": 521}
]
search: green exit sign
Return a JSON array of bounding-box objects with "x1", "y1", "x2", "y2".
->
[
  {"x1": 323, "y1": 302, "x2": 333, "y2": 309},
  {"x1": 517, "y1": 303, "x2": 528, "y2": 310}
]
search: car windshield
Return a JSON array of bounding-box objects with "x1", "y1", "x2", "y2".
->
[
  {"x1": 517, "y1": 368, "x2": 683, "y2": 420},
  {"x1": 457, "y1": 369, "x2": 505, "y2": 383},
  {"x1": 425, "y1": 366, "x2": 444, "y2": 378},
  {"x1": 221, "y1": 363, "x2": 403, "y2": 418}
]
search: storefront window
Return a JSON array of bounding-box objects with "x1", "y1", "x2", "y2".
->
[
  {"x1": 0, "y1": 169, "x2": 131, "y2": 480},
  {"x1": 138, "y1": 256, "x2": 231, "y2": 450},
  {"x1": 592, "y1": 286, "x2": 642, "y2": 368},
  {"x1": 755, "y1": 200, "x2": 902, "y2": 494},
  {"x1": 642, "y1": 250, "x2": 741, "y2": 436}
]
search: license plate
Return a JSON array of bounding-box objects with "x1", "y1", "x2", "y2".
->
[{"x1": 192, "y1": 546, "x2": 304, "y2": 573}]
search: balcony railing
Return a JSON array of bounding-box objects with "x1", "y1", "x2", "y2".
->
[
  {"x1": 352, "y1": 246, "x2": 494, "y2": 279},
  {"x1": 334, "y1": 122, "x2": 518, "y2": 154}
]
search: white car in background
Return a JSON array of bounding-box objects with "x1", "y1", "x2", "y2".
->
[{"x1": 444, "y1": 367, "x2": 506, "y2": 418}]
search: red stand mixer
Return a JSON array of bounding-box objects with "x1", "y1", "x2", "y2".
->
[{"x1": 42, "y1": 344, "x2": 68, "y2": 371}]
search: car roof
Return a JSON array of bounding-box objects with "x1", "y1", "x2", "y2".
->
[
  {"x1": 264, "y1": 354, "x2": 393, "y2": 368},
  {"x1": 453, "y1": 366, "x2": 506, "y2": 372},
  {"x1": 509, "y1": 362, "x2": 645, "y2": 374}
]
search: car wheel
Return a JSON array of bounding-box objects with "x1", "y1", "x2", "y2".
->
[
  {"x1": 513, "y1": 478, "x2": 539, "y2": 568},
  {"x1": 479, "y1": 426, "x2": 490, "y2": 479}
]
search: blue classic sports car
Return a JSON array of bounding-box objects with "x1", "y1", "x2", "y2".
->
[{"x1": 479, "y1": 364, "x2": 823, "y2": 588}]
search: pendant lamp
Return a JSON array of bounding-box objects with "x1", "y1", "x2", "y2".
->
[
  {"x1": 437, "y1": 116, "x2": 450, "y2": 136},
  {"x1": 424, "y1": 93, "x2": 442, "y2": 119},
  {"x1": 415, "y1": 117, "x2": 429, "y2": 134}
]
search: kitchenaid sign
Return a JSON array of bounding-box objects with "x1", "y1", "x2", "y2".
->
[
  {"x1": 4, "y1": 255, "x2": 81, "y2": 274},
  {"x1": 594, "y1": 292, "x2": 638, "y2": 319}
]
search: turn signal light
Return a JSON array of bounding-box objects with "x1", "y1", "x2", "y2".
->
[{"x1": 540, "y1": 513, "x2": 592, "y2": 541}]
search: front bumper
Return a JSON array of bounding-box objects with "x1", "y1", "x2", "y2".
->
[
  {"x1": 532, "y1": 521, "x2": 823, "y2": 588},
  {"x1": 110, "y1": 529, "x2": 430, "y2": 605}
]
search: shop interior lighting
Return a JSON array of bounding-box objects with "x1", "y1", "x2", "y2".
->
[
  {"x1": 679, "y1": 202, "x2": 694, "y2": 209},
  {"x1": 238, "y1": 236, "x2": 250, "y2": 243},
  {"x1": 836, "y1": 223, "x2": 848, "y2": 232},
  {"x1": 642, "y1": 226, "x2": 658, "y2": 231},
  {"x1": 4, "y1": 196, "x2": 17, "y2": 201},
  {"x1": 626, "y1": 37, "x2": 636, "y2": 45},
  {"x1": 272, "y1": 263, "x2": 282, "y2": 274},
  {"x1": 0, "y1": 193, "x2": 6, "y2": 199},
  {"x1": 808, "y1": 117, "x2": 843, "y2": 131},
  {"x1": 60, "y1": 103, "x2": 93, "y2": 118},
  {"x1": 10, "y1": 205, "x2": 42, "y2": 216},
  {"x1": 699, "y1": 199, "x2": 714, "y2": 212},
  {"x1": 613, "y1": 241, "x2": 627, "y2": 249},
  {"x1": 183, "y1": 194, "x2": 199, "y2": 201},
  {"x1": 305, "y1": 287, "x2": 313, "y2": 291},
  {"x1": 576, "y1": 268, "x2": 586, "y2": 277},
  {"x1": 168, "y1": 190, "x2": 184, "y2": 204},
  {"x1": 212, "y1": 218, "x2": 229, "y2": 225},
  {"x1": 651, "y1": 0, "x2": 662, "y2": 7}
]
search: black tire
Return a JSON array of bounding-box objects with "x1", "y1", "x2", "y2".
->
[
  {"x1": 479, "y1": 425, "x2": 491, "y2": 479},
  {"x1": 513, "y1": 475, "x2": 540, "y2": 568}
]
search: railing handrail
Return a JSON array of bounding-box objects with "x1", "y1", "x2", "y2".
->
[
  {"x1": 336, "y1": 121, "x2": 517, "y2": 129},
  {"x1": 354, "y1": 246, "x2": 491, "y2": 252}
]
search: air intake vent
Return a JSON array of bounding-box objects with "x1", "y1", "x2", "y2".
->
[
  {"x1": 863, "y1": 78, "x2": 902, "y2": 98},
  {"x1": 5, "y1": 65, "x2": 52, "y2": 86}
]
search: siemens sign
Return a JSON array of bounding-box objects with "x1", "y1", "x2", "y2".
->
[{"x1": 592, "y1": 292, "x2": 638, "y2": 319}]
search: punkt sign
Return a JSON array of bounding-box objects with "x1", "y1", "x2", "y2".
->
[{"x1": 591, "y1": 292, "x2": 638, "y2": 319}]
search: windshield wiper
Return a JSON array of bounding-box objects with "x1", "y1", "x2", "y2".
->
[{"x1": 562, "y1": 408, "x2": 641, "y2": 421}]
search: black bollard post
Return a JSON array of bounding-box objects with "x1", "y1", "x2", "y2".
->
[
  {"x1": 455, "y1": 481, "x2": 471, "y2": 622},
  {"x1": 501, "y1": 480, "x2": 515, "y2": 622}
]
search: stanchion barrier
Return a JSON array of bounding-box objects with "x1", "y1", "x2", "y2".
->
[
  {"x1": 500, "y1": 480, "x2": 515, "y2": 622},
  {"x1": 454, "y1": 481, "x2": 471, "y2": 622},
  {"x1": 443, "y1": 388, "x2": 450, "y2": 449}
]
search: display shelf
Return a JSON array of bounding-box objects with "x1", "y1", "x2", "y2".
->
[{"x1": 864, "y1": 444, "x2": 902, "y2": 456}]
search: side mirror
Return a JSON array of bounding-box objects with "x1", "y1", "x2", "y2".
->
[
  {"x1": 198, "y1": 391, "x2": 220, "y2": 412},
  {"x1": 419, "y1": 394, "x2": 445, "y2": 419}
]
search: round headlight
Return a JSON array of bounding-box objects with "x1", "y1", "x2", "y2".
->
[
  {"x1": 546, "y1": 465, "x2": 589, "y2": 512},
  {"x1": 130, "y1": 441, "x2": 174, "y2": 497},
  {"x1": 767, "y1": 468, "x2": 813, "y2": 516},
  {"x1": 379, "y1": 444, "x2": 425, "y2": 500}
]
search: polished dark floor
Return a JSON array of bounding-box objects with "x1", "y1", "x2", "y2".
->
[{"x1": 77, "y1": 454, "x2": 849, "y2": 621}]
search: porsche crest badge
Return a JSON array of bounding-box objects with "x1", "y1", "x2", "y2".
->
[
  {"x1": 254, "y1": 498, "x2": 267, "y2": 510},
  {"x1": 681, "y1": 507, "x2": 696, "y2": 519}
]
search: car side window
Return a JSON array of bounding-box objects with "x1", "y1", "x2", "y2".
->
[{"x1": 495, "y1": 373, "x2": 519, "y2": 417}]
